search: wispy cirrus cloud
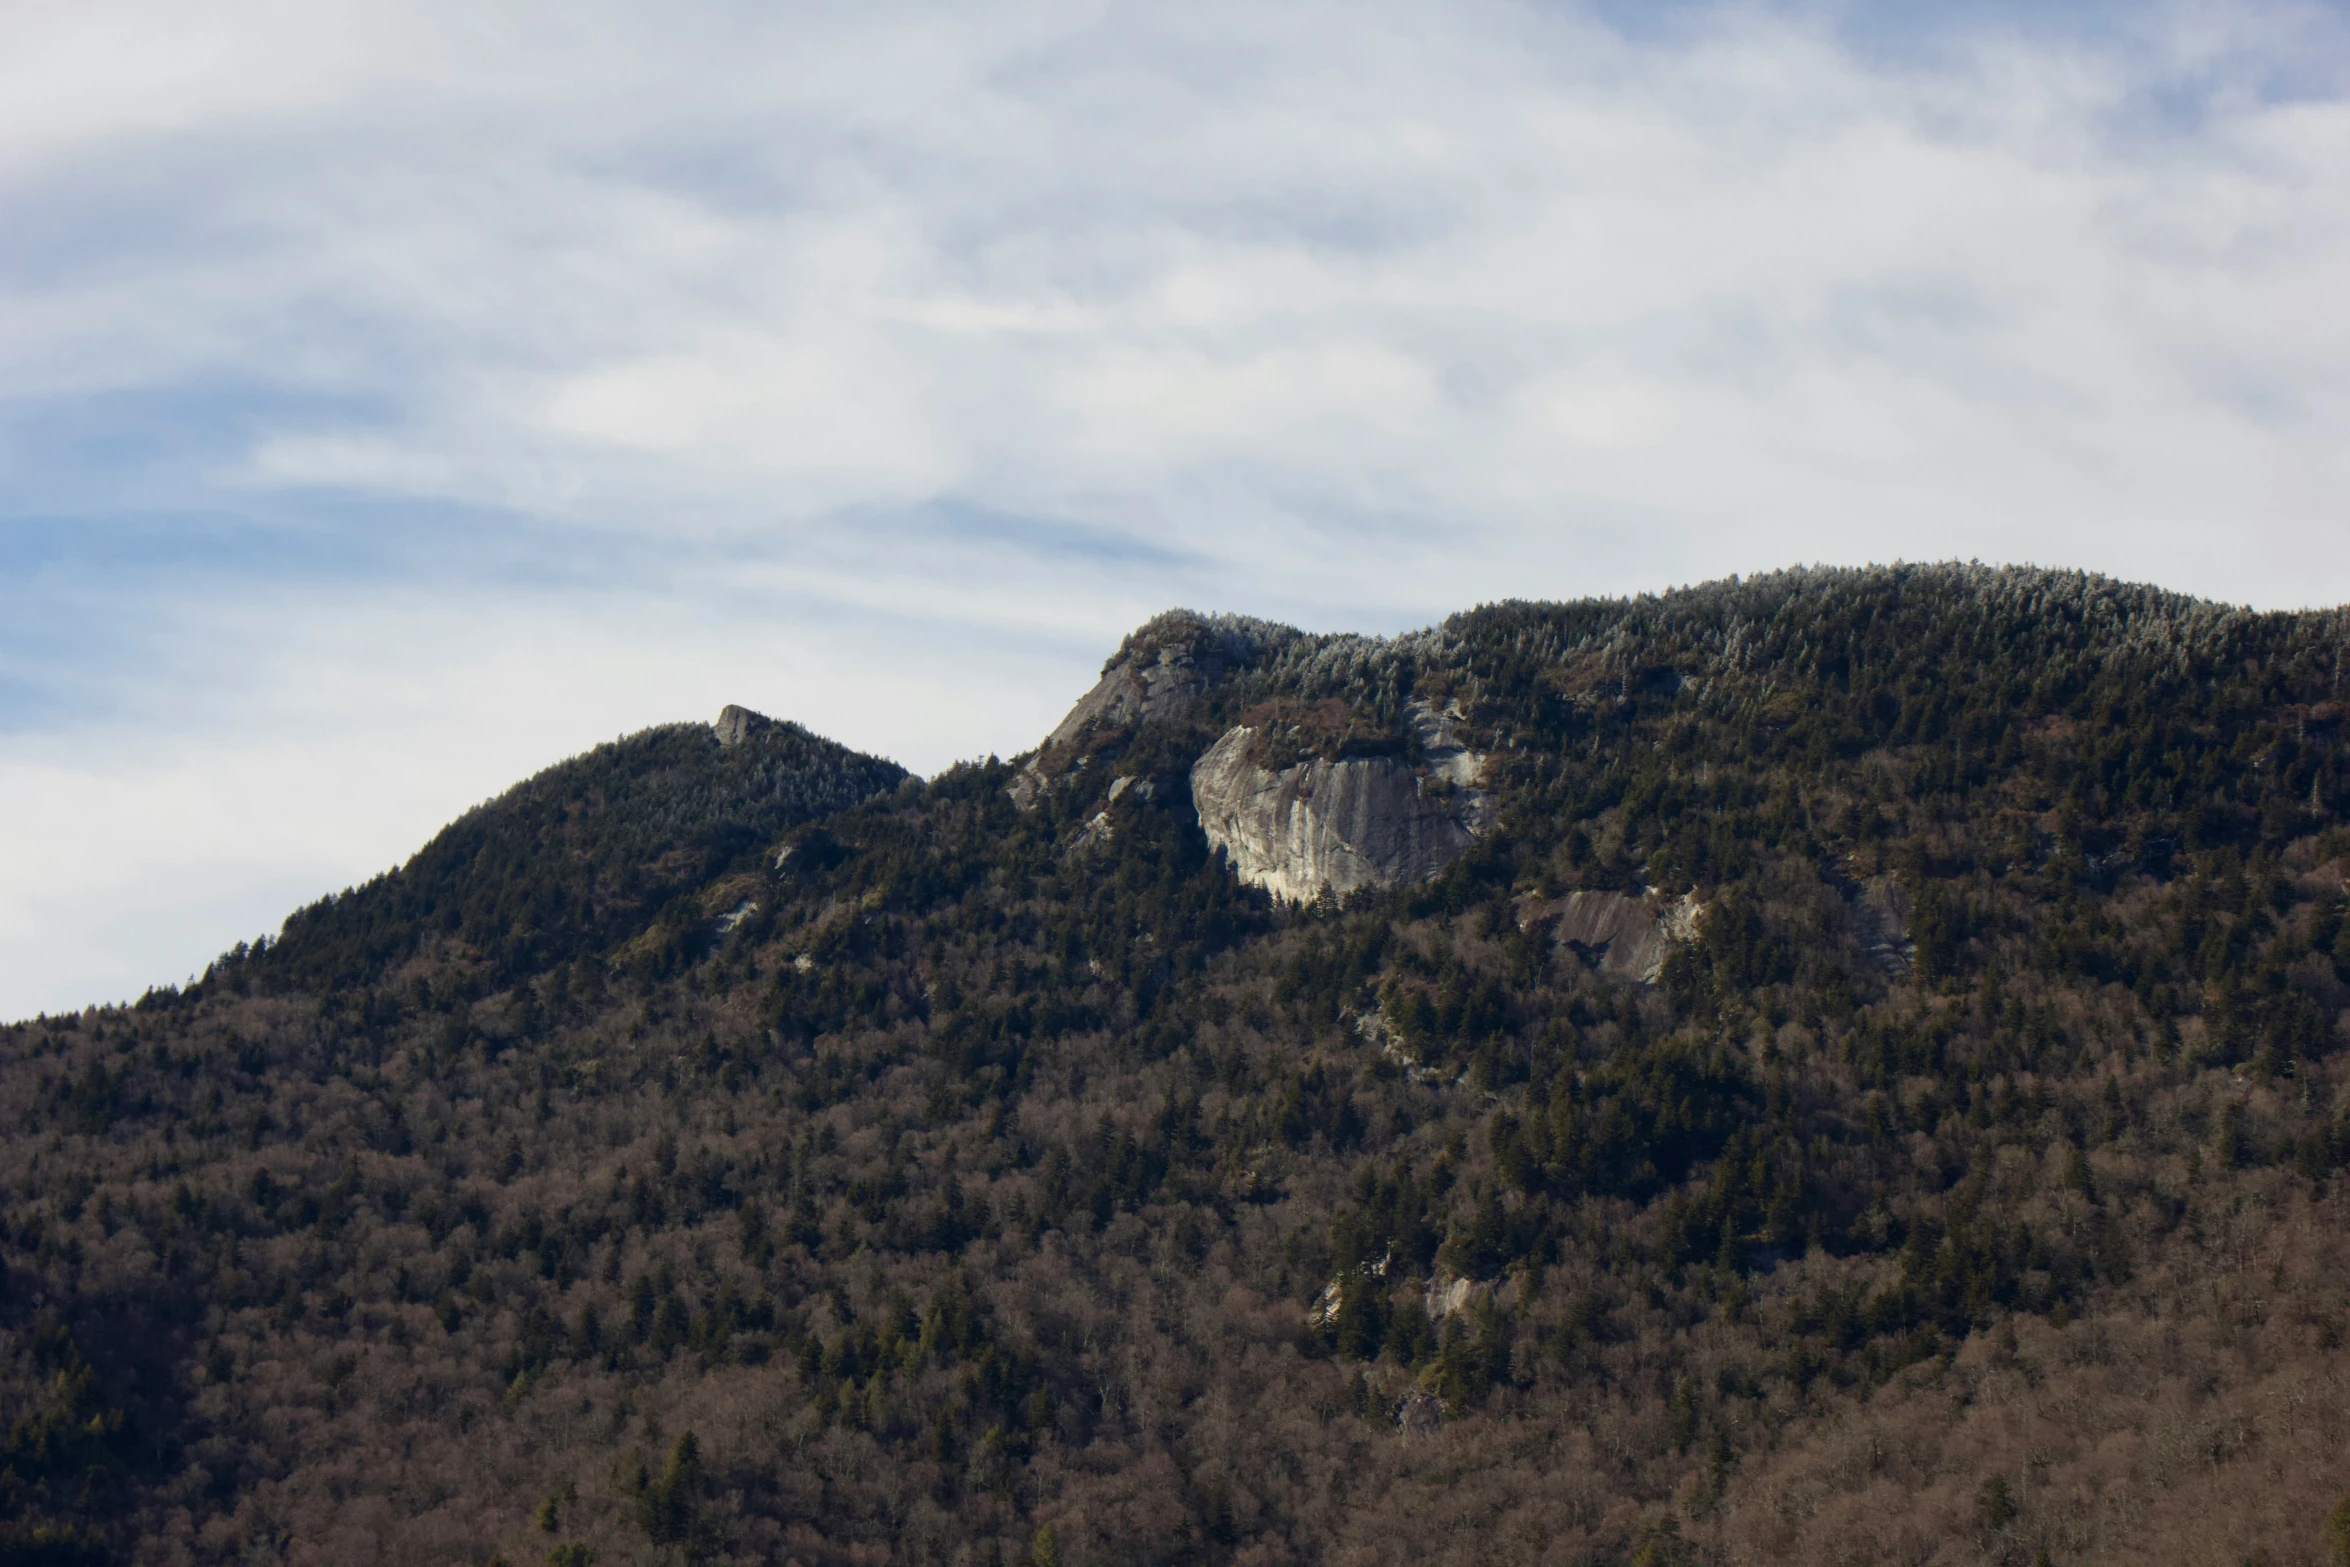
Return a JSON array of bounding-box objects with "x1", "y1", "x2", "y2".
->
[{"x1": 4, "y1": 0, "x2": 2349, "y2": 1015}]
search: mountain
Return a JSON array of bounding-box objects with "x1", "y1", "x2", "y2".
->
[{"x1": 3, "y1": 563, "x2": 2349, "y2": 1567}]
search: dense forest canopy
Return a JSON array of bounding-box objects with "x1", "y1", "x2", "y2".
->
[{"x1": 4, "y1": 563, "x2": 2350, "y2": 1567}]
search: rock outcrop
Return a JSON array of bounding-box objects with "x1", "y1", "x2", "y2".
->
[
  {"x1": 1016, "y1": 614, "x2": 1499, "y2": 902},
  {"x1": 712, "y1": 704, "x2": 771, "y2": 746},
  {"x1": 1405, "y1": 696, "x2": 1487, "y2": 796},
  {"x1": 1520, "y1": 889, "x2": 1704, "y2": 982},
  {"x1": 1010, "y1": 611, "x2": 1295, "y2": 807},
  {"x1": 1424, "y1": 1274, "x2": 1481, "y2": 1322},
  {"x1": 1061, "y1": 776, "x2": 1161, "y2": 859},
  {"x1": 1190, "y1": 724, "x2": 1486, "y2": 903}
]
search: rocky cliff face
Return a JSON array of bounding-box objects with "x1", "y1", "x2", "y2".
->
[
  {"x1": 1189, "y1": 712, "x2": 1489, "y2": 903},
  {"x1": 713, "y1": 703, "x2": 770, "y2": 745},
  {"x1": 1009, "y1": 610, "x2": 1295, "y2": 808},
  {"x1": 1012, "y1": 610, "x2": 1505, "y2": 901},
  {"x1": 1519, "y1": 888, "x2": 1704, "y2": 982}
]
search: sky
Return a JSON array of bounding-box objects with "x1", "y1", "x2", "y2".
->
[{"x1": 4, "y1": 0, "x2": 2349, "y2": 1019}]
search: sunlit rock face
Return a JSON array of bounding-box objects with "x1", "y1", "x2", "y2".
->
[
  {"x1": 1010, "y1": 611, "x2": 1295, "y2": 808},
  {"x1": 1189, "y1": 724, "x2": 1486, "y2": 903},
  {"x1": 1404, "y1": 696, "x2": 1485, "y2": 792},
  {"x1": 1516, "y1": 889, "x2": 1704, "y2": 982}
]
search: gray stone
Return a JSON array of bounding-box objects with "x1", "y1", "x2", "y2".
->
[
  {"x1": 1011, "y1": 611, "x2": 1295, "y2": 808},
  {"x1": 1424, "y1": 1274, "x2": 1478, "y2": 1322},
  {"x1": 1524, "y1": 889, "x2": 1705, "y2": 983},
  {"x1": 1189, "y1": 725, "x2": 1485, "y2": 903},
  {"x1": 713, "y1": 704, "x2": 769, "y2": 746}
]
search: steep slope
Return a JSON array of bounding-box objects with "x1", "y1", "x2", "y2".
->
[
  {"x1": 1187, "y1": 708, "x2": 1489, "y2": 904},
  {"x1": 5, "y1": 565, "x2": 2350, "y2": 1567}
]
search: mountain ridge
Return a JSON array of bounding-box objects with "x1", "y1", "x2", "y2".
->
[{"x1": 4, "y1": 562, "x2": 2350, "y2": 1567}]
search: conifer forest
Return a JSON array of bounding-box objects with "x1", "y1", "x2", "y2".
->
[{"x1": 6, "y1": 564, "x2": 2350, "y2": 1566}]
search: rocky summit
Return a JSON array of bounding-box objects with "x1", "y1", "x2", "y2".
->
[{"x1": 5, "y1": 565, "x2": 2350, "y2": 1567}]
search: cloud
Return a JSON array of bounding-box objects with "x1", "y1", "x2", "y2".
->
[{"x1": 3, "y1": 0, "x2": 2350, "y2": 1013}]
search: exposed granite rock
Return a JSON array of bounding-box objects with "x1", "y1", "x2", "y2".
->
[
  {"x1": 1065, "y1": 811, "x2": 1116, "y2": 856},
  {"x1": 1010, "y1": 611, "x2": 1296, "y2": 808},
  {"x1": 713, "y1": 704, "x2": 769, "y2": 746},
  {"x1": 1307, "y1": 1277, "x2": 1344, "y2": 1332},
  {"x1": 1405, "y1": 696, "x2": 1495, "y2": 828},
  {"x1": 1190, "y1": 724, "x2": 1486, "y2": 903},
  {"x1": 1519, "y1": 889, "x2": 1704, "y2": 983},
  {"x1": 1061, "y1": 776, "x2": 1166, "y2": 860},
  {"x1": 1424, "y1": 1274, "x2": 1481, "y2": 1322},
  {"x1": 1352, "y1": 1004, "x2": 1446, "y2": 1082}
]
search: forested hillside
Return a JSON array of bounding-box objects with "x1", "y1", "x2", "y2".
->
[{"x1": 6, "y1": 564, "x2": 2350, "y2": 1567}]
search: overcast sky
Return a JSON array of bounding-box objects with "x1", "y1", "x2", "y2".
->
[{"x1": 4, "y1": 0, "x2": 2349, "y2": 1018}]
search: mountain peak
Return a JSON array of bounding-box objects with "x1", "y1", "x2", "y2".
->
[
  {"x1": 1006, "y1": 609, "x2": 1304, "y2": 807},
  {"x1": 1055, "y1": 608, "x2": 1301, "y2": 749}
]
